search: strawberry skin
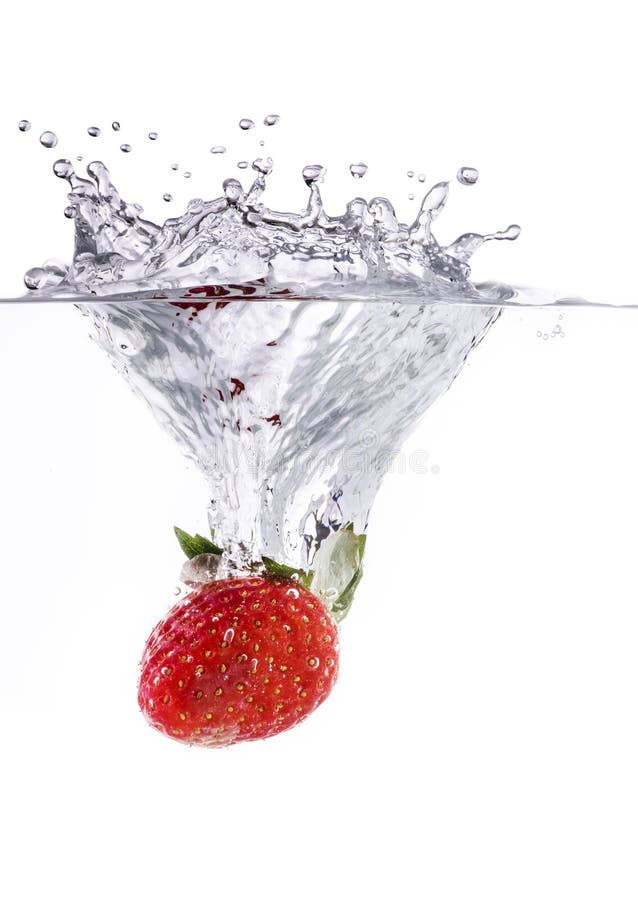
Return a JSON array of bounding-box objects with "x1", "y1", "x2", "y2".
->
[{"x1": 138, "y1": 576, "x2": 339, "y2": 747}]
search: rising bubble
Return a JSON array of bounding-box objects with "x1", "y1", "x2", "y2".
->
[
  {"x1": 87, "y1": 126, "x2": 101, "y2": 138},
  {"x1": 171, "y1": 163, "x2": 179, "y2": 171},
  {"x1": 239, "y1": 118, "x2": 255, "y2": 130},
  {"x1": 237, "y1": 161, "x2": 249, "y2": 169},
  {"x1": 64, "y1": 206, "x2": 77, "y2": 219},
  {"x1": 210, "y1": 146, "x2": 226, "y2": 155},
  {"x1": 148, "y1": 131, "x2": 158, "y2": 141},
  {"x1": 184, "y1": 171, "x2": 192, "y2": 179},
  {"x1": 418, "y1": 173, "x2": 426, "y2": 183},
  {"x1": 163, "y1": 193, "x2": 173, "y2": 202},
  {"x1": 112, "y1": 121, "x2": 121, "y2": 131},
  {"x1": 18, "y1": 120, "x2": 31, "y2": 132},
  {"x1": 39, "y1": 131, "x2": 58, "y2": 149},
  {"x1": 457, "y1": 166, "x2": 479, "y2": 185},
  {"x1": 263, "y1": 114, "x2": 280, "y2": 126},
  {"x1": 120, "y1": 143, "x2": 132, "y2": 153},
  {"x1": 407, "y1": 170, "x2": 414, "y2": 178}
]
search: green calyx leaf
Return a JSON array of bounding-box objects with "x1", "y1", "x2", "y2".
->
[
  {"x1": 310, "y1": 526, "x2": 367, "y2": 623},
  {"x1": 331, "y1": 564, "x2": 364, "y2": 623},
  {"x1": 174, "y1": 526, "x2": 223, "y2": 560},
  {"x1": 261, "y1": 556, "x2": 313, "y2": 589}
]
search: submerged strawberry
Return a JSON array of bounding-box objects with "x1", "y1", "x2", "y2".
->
[{"x1": 138, "y1": 577, "x2": 339, "y2": 747}]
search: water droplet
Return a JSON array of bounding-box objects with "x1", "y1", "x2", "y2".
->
[
  {"x1": 418, "y1": 173, "x2": 426, "y2": 183},
  {"x1": 237, "y1": 161, "x2": 249, "y2": 169},
  {"x1": 224, "y1": 628, "x2": 235, "y2": 644},
  {"x1": 163, "y1": 193, "x2": 173, "y2": 202},
  {"x1": 87, "y1": 126, "x2": 101, "y2": 137},
  {"x1": 39, "y1": 131, "x2": 58, "y2": 149},
  {"x1": 171, "y1": 163, "x2": 179, "y2": 171},
  {"x1": 120, "y1": 143, "x2": 132, "y2": 153},
  {"x1": 302, "y1": 164, "x2": 325, "y2": 185},
  {"x1": 263, "y1": 114, "x2": 280, "y2": 126},
  {"x1": 111, "y1": 121, "x2": 121, "y2": 131},
  {"x1": 64, "y1": 206, "x2": 77, "y2": 219},
  {"x1": 349, "y1": 162, "x2": 368, "y2": 179},
  {"x1": 18, "y1": 120, "x2": 31, "y2": 132},
  {"x1": 210, "y1": 145, "x2": 226, "y2": 155},
  {"x1": 53, "y1": 158, "x2": 74, "y2": 179},
  {"x1": 148, "y1": 131, "x2": 158, "y2": 141},
  {"x1": 239, "y1": 118, "x2": 255, "y2": 130},
  {"x1": 407, "y1": 170, "x2": 415, "y2": 178},
  {"x1": 223, "y1": 178, "x2": 245, "y2": 206},
  {"x1": 252, "y1": 157, "x2": 273, "y2": 175},
  {"x1": 457, "y1": 166, "x2": 479, "y2": 185},
  {"x1": 183, "y1": 171, "x2": 192, "y2": 179}
]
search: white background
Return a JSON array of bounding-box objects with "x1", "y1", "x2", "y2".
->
[{"x1": 1, "y1": 3, "x2": 638, "y2": 899}]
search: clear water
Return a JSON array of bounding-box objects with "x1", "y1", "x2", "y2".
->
[{"x1": 4, "y1": 127, "x2": 623, "y2": 585}]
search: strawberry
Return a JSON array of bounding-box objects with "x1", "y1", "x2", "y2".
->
[{"x1": 137, "y1": 576, "x2": 339, "y2": 747}]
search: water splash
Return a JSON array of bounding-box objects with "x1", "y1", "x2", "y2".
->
[{"x1": 23, "y1": 155, "x2": 520, "y2": 303}]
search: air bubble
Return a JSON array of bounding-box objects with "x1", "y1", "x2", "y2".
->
[
  {"x1": 408, "y1": 193, "x2": 415, "y2": 200},
  {"x1": 457, "y1": 166, "x2": 479, "y2": 185},
  {"x1": 87, "y1": 126, "x2": 101, "y2": 137},
  {"x1": 237, "y1": 161, "x2": 249, "y2": 170},
  {"x1": 18, "y1": 120, "x2": 31, "y2": 132},
  {"x1": 239, "y1": 118, "x2": 255, "y2": 130},
  {"x1": 210, "y1": 146, "x2": 226, "y2": 155},
  {"x1": 148, "y1": 131, "x2": 158, "y2": 141},
  {"x1": 223, "y1": 628, "x2": 235, "y2": 644},
  {"x1": 163, "y1": 193, "x2": 173, "y2": 202},
  {"x1": 171, "y1": 163, "x2": 179, "y2": 171},
  {"x1": 64, "y1": 206, "x2": 77, "y2": 219},
  {"x1": 39, "y1": 131, "x2": 58, "y2": 149},
  {"x1": 418, "y1": 173, "x2": 426, "y2": 183},
  {"x1": 120, "y1": 143, "x2": 132, "y2": 153},
  {"x1": 111, "y1": 121, "x2": 121, "y2": 131},
  {"x1": 263, "y1": 114, "x2": 280, "y2": 126},
  {"x1": 183, "y1": 171, "x2": 192, "y2": 179},
  {"x1": 286, "y1": 588, "x2": 300, "y2": 600},
  {"x1": 407, "y1": 170, "x2": 414, "y2": 178}
]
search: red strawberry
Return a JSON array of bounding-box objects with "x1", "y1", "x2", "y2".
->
[{"x1": 137, "y1": 576, "x2": 339, "y2": 747}]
